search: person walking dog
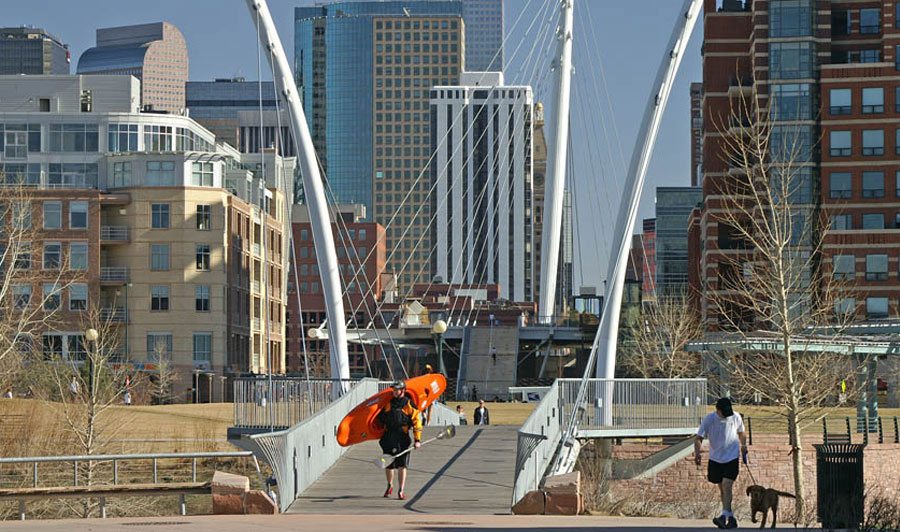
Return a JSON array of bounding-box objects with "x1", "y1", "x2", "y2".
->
[{"x1": 695, "y1": 397, "x2": 747, "y2": 529}]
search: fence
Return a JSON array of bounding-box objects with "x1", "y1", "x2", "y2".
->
[
  {"x1": 557, "y1": 378, "x2": 707, "y2": 433},
  {"x1": 512, "y1": 381, "x2": 561, "y2": 506},
  {"x1": 744, "y1": 415, "x2": 900, "y2": 445},
  {"x1": 232, "y1": 377, "x2": 355, "y2": 429}
]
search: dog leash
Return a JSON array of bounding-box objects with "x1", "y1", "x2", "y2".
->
[{"x1": 742, "y1": 449, "x2": 758, "y2": 485}]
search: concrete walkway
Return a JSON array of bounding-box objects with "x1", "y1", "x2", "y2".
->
[
  {"x1": 289, "y1": 425, "x2": 519, "y2": 514},
  {"x1": 0, "y1": 514, "x2": 747, "y2": 531}
]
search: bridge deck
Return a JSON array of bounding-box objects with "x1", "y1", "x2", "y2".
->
[{"x1": 288, "y1": 425, "x2": 518, "y2": 515}]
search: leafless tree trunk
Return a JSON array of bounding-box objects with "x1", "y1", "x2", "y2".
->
[{"x1": 707, "y1": 78, "x2": 863, "y2": 520}]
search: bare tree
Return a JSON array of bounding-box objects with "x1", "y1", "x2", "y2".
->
[
  {"x1": 620, "y1": 291, "x2": 704, "y2": 379},
  {"x1": 707, "y1": 79, "x2": 863, "y2": 519},
  {"x1": 0, "y1": 181, "x2": 81, "y2": 386},
  {"x1": 151, "y1": 345, "x2": 175, "y2": 405}
]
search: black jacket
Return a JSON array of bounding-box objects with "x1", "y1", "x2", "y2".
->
[{"x1": 473, "y1": 406, "x2": 490, "y2": 425}]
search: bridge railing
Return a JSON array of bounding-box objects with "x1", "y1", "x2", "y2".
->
[
  {"x1": 557, "y1": 378, "x2": 707, "y2": 435},
  {"x1": 512, "y1": 380, "x2": 561, "y2": 506},
  {"x1": 232, "y1": 377, "x2": 357, "y2": 429}
]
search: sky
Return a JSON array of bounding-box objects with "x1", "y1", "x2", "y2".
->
[{"x1": 3, "y1": 0, "x2": 703, "y2": 292}]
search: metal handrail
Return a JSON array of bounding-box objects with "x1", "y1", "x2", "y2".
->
[
  {"x1": 99, "y1": 267, "x2": 128, "y2": 282},
  {"x1": 232, "y1": 377, "x2": 358, "y2": 429},
  {"x1": 0, "y1": 451, "x2": 252, "y2": 465},
  {"x1": 512, "y1": 380, "x2": 560, "y2": 506},
  {"x1": 100, "y1": 226, "x2": 129, "y2": 241}
]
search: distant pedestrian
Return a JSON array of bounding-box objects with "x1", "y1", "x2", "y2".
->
[
  {"x1": 123, "y1": 391, "x2": 132, "y2": 406},
  {"x1": 474, "y1": 400, "x2": 490, "y2": 425},
  {"x1": 471, "y1": 385, "x2": 478, "y2": 402},
  {"x1": 462, "y1": 385, "x2": 470, "y2": 401},
  {"x1": 3, "y1": 388, "x2": 12, "y2": 399},
  {"x1": 456, "y1": 405, "x2": 467, "y2": 425},
  {"x1": 69, "y1": 377, "x2": 80, "y2": 398}
]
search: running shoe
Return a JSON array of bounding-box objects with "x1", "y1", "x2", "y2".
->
[
  {"x1": 398, "y1": 491, "x2": 406, "y2": 500},
  {"x1": 383, "y1": 485, "x2": 393, "y2": 498},
  {"x1": 712, "y1": 515, "x2": 727, "y2": 529},
  {"x1": 724, "y1": 516, "x2": 738, "y2": 529}
]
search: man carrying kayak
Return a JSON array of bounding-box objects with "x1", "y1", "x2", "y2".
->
[{"x1": 377, "y1": 380, "x2": 422, "y2": 500}]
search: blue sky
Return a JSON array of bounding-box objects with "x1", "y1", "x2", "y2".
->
[{"x1": 4, "y1": 0, "x2": 703, "y2": 291}]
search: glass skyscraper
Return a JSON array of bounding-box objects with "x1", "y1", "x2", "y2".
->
[
  {"x1": 462, "y1": 0, "x2": 503, "y2": 71},
  {"x1": 654, "y1": 186, "x2": 702, "y2": 298},
  {"x1": 186, "y1": 78, "x2": 277, "y2": 151},
  {"x1": 0, "y1": 27, "x2": 69, "y2": 75}
]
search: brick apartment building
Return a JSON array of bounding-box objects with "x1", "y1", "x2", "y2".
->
[{"x1": 691, "y1": 0, "x2": 900, "y2": 326}]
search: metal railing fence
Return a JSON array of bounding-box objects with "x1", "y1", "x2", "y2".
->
[
  {"x1": 557, "y1": 378, "x2": 707, "y2": 432},
  {"x1": 512, "y1": 381, "x2": 560, "y2": 506},
  {"x1": 232, "y1": 377, "x2": 357, "y2": 429}
]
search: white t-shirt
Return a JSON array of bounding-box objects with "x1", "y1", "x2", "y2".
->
[{"x1": 697, "y1": 411, "x2": 745, "y2": 464}]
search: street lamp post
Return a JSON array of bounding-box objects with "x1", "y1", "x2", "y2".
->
[
  {"x1": 431, "y1": 319, "x2": 448, "y2": 376},
  {"x1": 85, "y1": 328, "x2": 99, "y2": 398}
]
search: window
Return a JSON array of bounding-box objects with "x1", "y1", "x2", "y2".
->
[
  {"x1": 69, "y1": 283, "x2": 87, "y2": 311},
  {"x1": 196, "y1": 285, "x2": 210, "y2": 311},
  {"x1": 43, "y1": 201, "x2": 61, "y2": 229},
  {"x1": 69, "y1": 201, "x2": 88, "y2": 229},
  {"x1": 107, "y1": 124, "x2": 138, "y2": 152},
  {"x1": 196, "y1": 204, "x2": 210, "y2": 230},
  {"x1": 862, "y1": 213, "x2": 885, "y2": 229},
  {"x1": 151, "y1": 244, "x2": 169, "y2": 271},
  {"x1": 832, "y1": 9, "x2": 850, "y2": 35},
  {"x1": 867, "y1": 297, "x2": 889, "y2": 318},
  {"x1": 862, "y1": 88, "x2": 884, "y2": 114},
  {"x1": 14, "y1": 242, "x2": 30, "y2": 269},
  {"x1": 866, "y1": 254, "x2": 888, "y2": 281},
  {"x1": 151, "y1": 203, "x2": 170, "y2": 229},
  {"x1": 860, "y1": 8, "x2": 881, "y2": 34},
  {"x1": 48, "y1": 124, "x2": 98, "y2": 152},
  {"x1": 12, "y1": 201, "x2": 30, "y2": 230},
  {"x1": 835, "y1": 297, "x2": 855, "y2": 317},
  {"x1": 863, "y1": 130, "x2": 884, "y2": 155},
  {"x1": 69, "y1": 242, "x2": 88, "y2": 270},
  {"x1": 830, "y1": 172, "x2": 852, "y2": 198},
  {"x1": 42, "y1": 282, "x2": 60, "y2": 311},
  {"x1": 13, "y1": 284, "x2": 31, "y2": 310},
  {"x1": 193, "y1": 333, "x2": 212, "y2": 363},
  {"x1": 771, "y1": 83, "x2": 812, "y2": 120},
  {"x1": 143, "y1": 125, "x2": 173, "y2": 152},
  {"x1": 191, "y1": 162, "x2": 214, "y2": 187},
  {"x1": 834, "y1": 255, "x2": 855, "y2": 280},
  {"x1": 300, "y1": 229, "x2": 309, "y2": 241},
  {"x1": 196, "y1": 245, "x2": 210, "y2": 271},
  {"x1": 830, "y1": 214, "x2": 852, "y2": 230},
  {"x1": 770, "y1": 125, "x2": 813, "y2": 162},
  {"x1": 861, "y1": 49, "x2": 881, "y2": 63},
  {"x1": 146, "y1": 161, "x2": 176, "y2": 186},
  {"x1": 151, "y1": 285, "x2": 170, "y2": 311},
  {"x1": 146, "y1": 333, "x2": 173, "y2": 359},
  {"x1": 830, "y1": 131, "x2": 852, "y2": 156},
  {"x1": 112, "y1": 161, "x2": 132, "y2": 187},
  {"x1": 861, "y1": 172, "x2": 884, "y2": 199},
  {"x1": 43, "y1": 242, "x2": 60, "y2": 269},
  {"x1": 359, "y1": 229, "x2": 367, "y2": 241},
  {"x1": 770, "y1": 0, "x2": 813, "y2": 37},
  {"x1": 769, "y1": 42, "x2": 814, "y2": 79},
  {"x1": 42, "y1": 335, "x2": 62, "y2": 359},
  {"x1": 829, "y1": 88, "x2": 851, "y2": 115}
]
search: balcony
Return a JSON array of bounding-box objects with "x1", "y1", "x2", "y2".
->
[
  {"x1": 100, "y1": 307, "x2": 128, "y2": 323},
  {"x1": 100, "y1": 267, "x2": 128, "y2": 285},
  {"x1": 100, "y1": 226, "x2": 130, "y2": 243},
  {"x1": 727, "y1": 76, "x2": 753, "y2": 96},
  {"x1": 100, "y1": 192, "x2": 131, "y2": 206}
]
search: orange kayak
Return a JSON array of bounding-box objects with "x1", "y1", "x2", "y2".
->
[{"x1": 336, "y1": 374, "x2": 447, "y2": 447}]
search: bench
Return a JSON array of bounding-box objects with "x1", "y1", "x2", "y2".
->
[{"x1": 0, "y1": 481, "x2": 211, "y2": 520}]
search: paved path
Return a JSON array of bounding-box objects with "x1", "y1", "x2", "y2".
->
[
  {"x1": 289, "y1": 425, "x2": 519, "y2": 514},
  {"x1": 0, "y1": 514, "x2": 752, "y2": 531}
]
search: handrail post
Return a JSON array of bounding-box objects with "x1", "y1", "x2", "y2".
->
[
  {"x1": 179, "y1": 493, "x2": 186, "y2": 516},
  {"x1": 32, "y1": 462, "x2": 37, "y2": 488},
  {"x1": 73, "y1": 460, "x2": 78, "y2": 486},
  {"x1": 18, "y1": 500, "x2": 25, "y2": 520},
  {"x1": 99, "y1": 496, "x2": 106, "y2": 518},
  {"x1": 113, "y1": 460, "x2": 118, "y2": 485},
  {"x1": 153, "y1": 458, "x2": 158, "y2": 483},
  {"x1": 192, "y1": 458, "x2": 197, "y2": 482}
]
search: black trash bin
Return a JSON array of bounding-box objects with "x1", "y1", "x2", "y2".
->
[{"x1": 815, "y1": 443, "x2": 865, "y2": 529}]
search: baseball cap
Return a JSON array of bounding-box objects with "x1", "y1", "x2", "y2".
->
[{"x1": 716, "y1": 397, "x2": 734, "y2": 417}]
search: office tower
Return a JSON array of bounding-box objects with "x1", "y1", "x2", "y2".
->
[
  {"x1": 690, "y1": 82, "x2": 703, "y2": 187},
  {"x1": 77, "y1": 22, "x2": 188, "y2": 113},
  {"x1": 186, "y1": 78, "x2": 277, "y2": 151},
  {"x1": 640, "y1": 218, "x2": 656, "y2": 303},
  {"x1": 654, "y1": 186, "x2": 702, "y2": 298},
  {"x1": 430, "y1": 72, "x2": 533, "y2": 302},
  {"x1": 0, "y1": 75, "x2": 291, "y2": 401},
  {"x1": 295, "y1": 2, "x2": 464, "y2": 290},
  {"x1": 462, "y1": 0, "x2": 503, "y2": 71},
  {"x1": 696, "y1": 0, "x2": 900, "y2": 325},
  {"x1": 0, "y1": 27, "x2": 69, "y2": 75}
]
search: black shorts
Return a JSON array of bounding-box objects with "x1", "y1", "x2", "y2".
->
[
  {"x1": 379, "y1": 431, "x2": 412, "y2": 469},
  {"x1": 707, "y1": 458, "x2": 739, "y2": 484}
]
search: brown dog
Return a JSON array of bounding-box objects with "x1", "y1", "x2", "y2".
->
[{"x1": 746, "y1": 485, "x2": 796, "y2": 528}]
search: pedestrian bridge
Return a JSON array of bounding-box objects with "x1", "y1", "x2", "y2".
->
[{"x1": 228, "y1": 378, "x2": 706, "y2": 512}]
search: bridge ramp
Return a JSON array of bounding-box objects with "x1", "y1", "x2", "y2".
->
[
  {"x1": 288, "y1": 425, "x2": 518, "y2": 514},
  {"x1": 461, "y1": 326, "x2": 519, "y2": 401}
]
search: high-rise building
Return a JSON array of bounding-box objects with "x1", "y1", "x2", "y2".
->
[
  {"x1": 696, "y1": 0, "x2": 900, "y2": 326},
  {"x1": 77, "y1": 22, "x2": 188, "y2": 113},
  {"x1": 429, "y1": 73, "x2": 534, "y2": 302},
  {"x1": 654, "y1": 186, "x2": 701, "y2": 298},
  {"x1": 295, "y1": 2, "x2": 465, "y2": 291},
  {"x1": 185, "y1": 78, "x2": 277, "y2": 151},
  {"x1": 532, "y1": 103, "x2": 573, "y2": 312},
  {"x1": 0, "y1": 75, "x2": 291, "y2": 401},
  {"x1": 640, "y1": 218, "x2": 656, "y2": 303},
  {"x1": 462, "y1": 0, "x2": 503, "y2": 71},
  {"x1": 690, "y1": 82, "x2": 703, "y2": 187},
  {"x1": 287, "y1": 204, "x2": 386, "y2": 378},
  {"x1": 0, "y1": 27, "x2": 69, "y2": 75}
]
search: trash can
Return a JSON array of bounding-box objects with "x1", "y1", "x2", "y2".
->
[{"x1": 815, "y1": 443, "x2": 865, "y2": 529}]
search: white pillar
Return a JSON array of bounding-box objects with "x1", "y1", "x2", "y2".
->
[
  {"x1": 537, "y1": 0, "x2": 575, "y2": 324},
  {"x1": 246, "y1": 0, "x2": 350, "y2": 384}
]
